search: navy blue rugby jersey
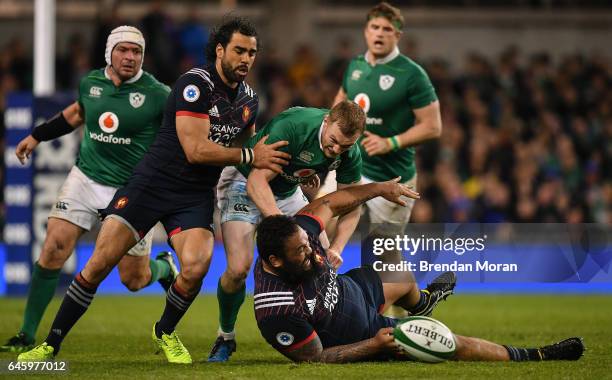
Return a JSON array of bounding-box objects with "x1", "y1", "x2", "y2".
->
[
  {"x1": 254, "y1": 214, "x2": 394, "y2": 353},
  {"x1": 131, "y1": 65, "x2": 258, "y2": 192}
]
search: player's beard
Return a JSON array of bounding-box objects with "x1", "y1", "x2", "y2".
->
[
  {"x1": 276, "y1": 252, "x2": 323, "y2": 285},
  {"x1": 221, "y1": 58, "x2": 248, "y2": 84}
]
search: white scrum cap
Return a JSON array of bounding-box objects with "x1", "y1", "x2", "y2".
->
[{"x1": 105, "y1": 25, "x2": 146, "y2": 67}]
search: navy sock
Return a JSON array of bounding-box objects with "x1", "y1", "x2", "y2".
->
[
  {"x1": 155, "y1": 281, "x2": 198, "y2": 337},
  {"x1": 45, "y1": 273, "x2": 97, "y2": 353},
  {"x1": 504, "y1": 345, "x2": 542, "y2": 361},
  {"x1": 406, "y1": 291, "x2": 428, "y2": 314}
]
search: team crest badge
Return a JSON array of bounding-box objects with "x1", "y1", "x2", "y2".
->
[
  {"x1": 129, "y1": 92, "x2": 146, "y2": 108},
  {"x1": 379, "y1": 75, "x2": 395, "y2": 91},
  {"x1": 328, "y1": 159, "x2": 341, "y2": 171},
  {"x1": 114, "y1": 196, "x2": 128, "y2": 209},
  {"x1": 242, "y1": 106, "x2": 251, "y2": 123}
]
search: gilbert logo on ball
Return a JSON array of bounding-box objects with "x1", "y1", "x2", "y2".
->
[{"x1": 393, "y1": 316, "x2": 456, "y2": 363}]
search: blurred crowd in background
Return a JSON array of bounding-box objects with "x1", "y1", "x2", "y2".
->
[{"x1": 0, "y1": 4, "x2": 610, "y2": 231}]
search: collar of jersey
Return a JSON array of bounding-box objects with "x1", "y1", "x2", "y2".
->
[
  {"x1": 104, "y1": 66, "x2": 143, "y2": 84},
  {"x1": 318, "y1": 118, "x2": 324, "y2": 151},
  {"x1": 364, "y1": 46, "x2": 400, "y2": 66}
]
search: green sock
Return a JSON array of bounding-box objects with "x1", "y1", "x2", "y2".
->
[
  {"x1": 20, "y1": 262, "x2": 61, "y2": 342},
  {"x1": 217, "y1": 278, "x2": 246, "y2": 334},
  {"x1": 148, "y1": 258, "x2": 171, "y2": 285}
]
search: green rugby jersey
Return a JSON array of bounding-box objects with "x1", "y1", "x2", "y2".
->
[
  {"x1": 237, "y1": 107, "x2": 362, "y2": 198},
  {"x1": 342, "y1": 51, "x2": 437, "y2": 182},
  {"x1": 76, "y1": 69, "x2": 170, "y2": 187}
]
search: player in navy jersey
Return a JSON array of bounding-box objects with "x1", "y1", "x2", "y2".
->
[
  {"x1": 254, "y1": 180, "x2": 585, "y2": 363},
  {"x1": 18, "y1": 18, "x2": 290, "y2": 364}
]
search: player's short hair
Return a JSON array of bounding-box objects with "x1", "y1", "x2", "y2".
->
[
  {"x1": 328, "y1": 100, "x2": 366, "y2": 137},
  {"x1": 205, "y1": 16, "x2": 259, "y2": 62},
  {"x1": 366, "y1": 2, "x2": 404, "y2": 31},
  {"x1": 256, "y1": 215, "x2": 298, "y2": 264}
]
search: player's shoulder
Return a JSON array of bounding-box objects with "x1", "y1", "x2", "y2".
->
[
  {"x1": 390, "y1": 54, "x2": 429, "y2": 75},
  {"x1": 80, "y1": 68, "x2": 106, "y2": 84},
  {"x1": 240, "y1": 81, "x2": 258, "y2": 100},
  {"x1": 178, "y1": 66, "x2": 215, "y2": 90}
]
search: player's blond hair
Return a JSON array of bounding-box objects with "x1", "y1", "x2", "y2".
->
[{"x1": 328, "y1": 100, "x2": 366, "y2": 137}]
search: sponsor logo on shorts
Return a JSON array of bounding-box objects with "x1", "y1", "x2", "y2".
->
[
  {"x1": 114, "y1": 196, "x2": 128, "y2": 209},
  {"x1": 55, "y1": 201, "x2": 69, "y2": 211},
  {"x1": 98, "y1": 111, "x2": 119, "y2": 133},
  {"x1": 276, "y1": 332, "x2": 294, "y2": 346},
  {"x1": 129, "y1": 92, "x2": 146, "y2": 108},
  {"x1": 183, "y1": 84, "x2": 200, "y2": 102},
  {"x1": 233, "y1": 203, "x2": 250, "y2": 213}
]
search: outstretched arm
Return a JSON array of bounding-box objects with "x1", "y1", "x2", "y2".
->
[
  {"x1": 283, "y1": 327, "x2": 399, "y2": 363},
  {"x1": 298, "y1": 178, "x2": 419, "y2": 230},
  {"x1": 15, "y1": 101, "x2": 83, "y2": 164}
]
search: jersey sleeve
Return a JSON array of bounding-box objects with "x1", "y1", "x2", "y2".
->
[
  {"x1": 407, "y1": 63, "x2": 438, "y2": 109},
  {"x1": 77, "y1": 74, "x2": 88, "y2": 109},
  {"x1": 173, "y1": 72, "x2": 213, "y2": 119},
  {"x1": 341, "y1": 60, "x2": 353, "y2": 92},
  {"x1": 295, "y1": 213, "x2": 324, "y2": 235},
  {"x1": 258, "y1": 314, "x2": 317, "y2": 353},
  {"x1": 335, "y1": 145, "x2": 362, "y2": 184},
  {"x1": 259, "y1": 111, "x2": 297, "y2": 156}
]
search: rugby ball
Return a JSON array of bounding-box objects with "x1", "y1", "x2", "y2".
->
[{"x1": 393, "y1": 316, "x2": 456, "y2": 363}]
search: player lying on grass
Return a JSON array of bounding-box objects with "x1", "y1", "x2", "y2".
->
[{"x1": 253, "y1": 179, "x2": 585, "y2": 363}]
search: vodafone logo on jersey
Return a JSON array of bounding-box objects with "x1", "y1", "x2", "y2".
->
[
  {"x1": 98, "y1": 112, "x2": 119, "y2": 133},
  {"x1": 354, "y1": 93, "x2": 370, "y2": 113},
  {"x1": 294, "y1": 168, "x2": 316, "y2": 178}
]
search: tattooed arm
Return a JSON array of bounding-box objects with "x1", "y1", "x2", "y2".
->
[
  {"x1": 283, "y1": 327, "x2": 399, "y2": 363},
  {"x1": 298, "y1": 178, "x2": 420, "y2": 230}
]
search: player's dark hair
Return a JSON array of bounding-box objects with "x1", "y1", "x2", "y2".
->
[
  {"x1": 366, "y1": 2, "x2": 404, "y2": 31},
  {"x1": 256, "y1": 215, "x2": 299, "y2": 264},
  {"x1": 328, "y1": 100, "x2": 366, "y2": 137},
  {"x1": 205, "y1": 16, "x2": 259, "y2": 63}
]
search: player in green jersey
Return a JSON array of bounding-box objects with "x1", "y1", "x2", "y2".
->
[
  {"x1": 210, "y1": 101, "x2": 365, "y2": 361},
  {"x1": 333, "y1": 2, "x2": 442, "y2": 231},
  {"x1": 332, "y1": 2, "x2": 443, "y2": 318},
  {"x1": 1, "y1": 26, "x2": 177, "y2": 353}
]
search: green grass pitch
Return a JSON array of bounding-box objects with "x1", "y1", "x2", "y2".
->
[{"x1": 1, "y1": 294, "x2": 611, "y2": 379}]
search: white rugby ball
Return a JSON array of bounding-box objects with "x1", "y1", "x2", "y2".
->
[{"x1": 393, "y1": 316, "x2": 456, "y2": 363}]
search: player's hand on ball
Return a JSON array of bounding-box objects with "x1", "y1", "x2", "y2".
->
[
  {"x1": 252, "y1": 135, "x2": 291, "y2": 174},
  {"x1": 15, "y1": 135, "x2": 40, "y2": 164},
  {"x1": 326, "y1": 248, "x2": 343, "y2": 269},
  {"x1": 361, "y1": 131, "x2": 391, "y2": 157},
  {"x1": 372, "y1": 327, "x2": 401, "y2": 355},
  {"x1": 380, "y1": 177, "x2": 420, "y2": 206}
]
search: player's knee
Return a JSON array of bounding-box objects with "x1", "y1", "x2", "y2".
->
[
  {"x1": 39, "y1": 236, "x2": 72, "y2": 269},
  {"x1": 180, "y1": 259, "x2": 208, "y2": 286},
  {"x1": 226, "y1": 264, "x2": 250, "y2": 284},
  {"x1": 120, "y1": 271, "x2": 148, "y2": 292}
]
